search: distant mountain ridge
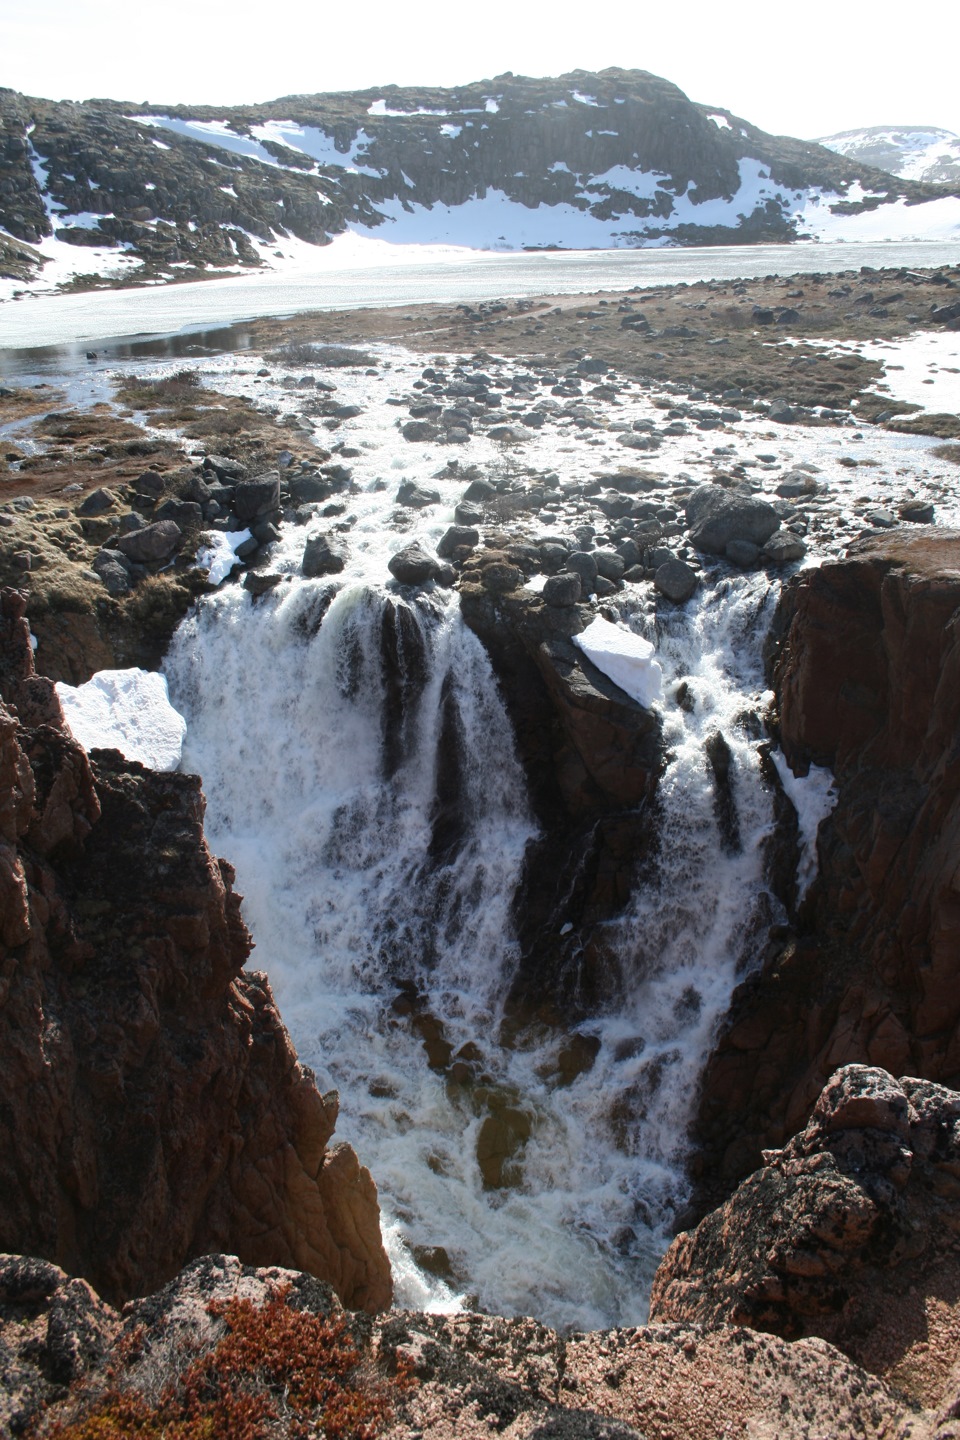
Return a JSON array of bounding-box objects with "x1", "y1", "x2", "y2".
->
[
  {"x1": 817, "y1": 125, "x2": 960, "y2": 187},
  {"x1": 1, "y1": 70, "x2": 959, "y2": 292}
]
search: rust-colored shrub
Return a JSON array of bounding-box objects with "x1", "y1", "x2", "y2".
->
[{"x1": 37, "y1": 1286, "x2": 408, "y2": 1440}]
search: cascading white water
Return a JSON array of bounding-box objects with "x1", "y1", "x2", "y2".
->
[{"x1": 165, "y1": 553, "x2": 781, "y2": 1330}]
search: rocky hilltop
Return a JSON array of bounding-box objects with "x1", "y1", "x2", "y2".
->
[
  {"x1": 2, "y1": 68, "x2": 957, "y2": 289},
  {"x1": 0, "y1": 587, "x2": 391, "y2": 1313}
]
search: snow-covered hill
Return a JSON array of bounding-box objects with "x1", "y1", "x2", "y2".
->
[
  {"x1": 817, "y1": 126, "x2": 960, "y2": 187},
  {"x1": 2, "y1": 73, "x2": 960, "y2": 299}
]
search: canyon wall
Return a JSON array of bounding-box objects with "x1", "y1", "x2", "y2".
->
[
  {"x1": 692, "y1": 529, "x2": 960, "y2": 1208},
  {"x1": 0, "y1": 587, "x2": 390, "y2": 1311}
]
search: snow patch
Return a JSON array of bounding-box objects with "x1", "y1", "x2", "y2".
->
[
  {"x1": 708, "y1": 113, "x2": 732, "y2": 131},
  {"x1": 573, "y1": 617, "x2": 663, "y2": 709},
  {"x1": 56, "y1": 669, "x2": 187, "y2": 772},
  {"x1": 195, "y1": 528, "x2": 252, "y2": 586}
]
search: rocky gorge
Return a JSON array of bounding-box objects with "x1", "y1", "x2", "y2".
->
[{"x1": 0, "y1": 259, "x2": 959, "y2": 1434}]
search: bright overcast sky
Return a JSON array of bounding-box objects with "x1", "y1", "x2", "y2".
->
[{"x1": 3, "y1": 0, "x2": 957, "y2": 141}]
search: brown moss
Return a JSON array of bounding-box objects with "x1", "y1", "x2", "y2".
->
[{"x1": 36, "y1": 1286, "x2": 411, "y2": 1440}]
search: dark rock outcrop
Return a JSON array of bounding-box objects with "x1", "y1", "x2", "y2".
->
[
  {"x1": 459, "y1": 576, "x2": 662, "y2": 1018},
  {"x1": 0, "y1": 588, "x2": 390, "y2": 1313},
  {"x1": 692, "y1": 530, "x2": 960, "y2": 1211}
]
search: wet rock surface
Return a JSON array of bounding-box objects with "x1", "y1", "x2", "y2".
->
[
  {"x1": 691, "y1": 530, "x2": 960, "y2": 1213},
  {"x1": 0, "y1": 590, "x2": 390, "y2": 1313}
]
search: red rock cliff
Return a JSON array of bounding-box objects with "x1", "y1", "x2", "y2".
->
[
  {"x1": 0, "y1": 588, "x2": 391, "y2": 1311},
  {"x1": 692, "y1": 529, "x2": 960, "y2": 1208}
]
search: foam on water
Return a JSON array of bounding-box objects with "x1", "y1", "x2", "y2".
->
[
  {"x1": 155, "y1": 336, "x2": 958, "y2": 1329},
  {"x1": 165, "y1": 550, "x2": 782, "y2": 1330}
]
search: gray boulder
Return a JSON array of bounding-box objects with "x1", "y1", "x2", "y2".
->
[
  {"x1": 655, "y1": 559, "x2": 699, "y2": 604},
  {"x1": 388, "y1": 542, "x2": 438, "y2": 585},
  {"x1": 402, "y1": 420, "x2": 438, "y2": 442},
  {"x1": 397, "y1": 481, "x2": 442, "y2": 509},
  {"x1": 762, "y1": 534, "x2": 808, "y2": 565},
  {"x1": 92, "y1": 550, "x2": 132, "y2": 595},
  {"x1": 77, "y1": 488, "x2": 116, "y2": 517},
  {"x1": 135, "y1": 469, "x2": 168, "y2": 497},
  {"x1": 543, "y1": 572, "x2": 582, "y2": 607},
  {"x1": 234, "y1": 472, "x2": 281, "y2": 523},
  {"x1": 726, "y1": 539, "x2": 760, "y2": 568},
  {"x1": 564, "y1": 551, "x2": 599, "y2": 589},
  {"x1": 117, "y1": 520, "x2": 182, "y2": 564},
  {"x1": 437, "y1": 525, "x2": 479, "y2": 559},
  {"x1": 302, "y1": 534, "x2": 348, "y2": 577},
  {"x1": 594, "y1": 550, "x2": 626, "y2": 581},
  {"x1": 686, "y1": 484, "x2": 780, "y2": 555}
]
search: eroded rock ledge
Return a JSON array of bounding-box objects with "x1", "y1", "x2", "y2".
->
[
  {"x1": 0, "y1": 587, "x2": 390, "y2": 1313},
  {"x1": 693, "y1": 530, "x2": 960, "y2": 1207}
]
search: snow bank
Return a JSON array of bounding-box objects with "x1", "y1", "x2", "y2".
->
[
  {"x1": 195, "y1": 528, "x2": 252, "y2": 586},
  {"x1": 573, "y1": 616, "x2": 663, "y2": 708},
  {"x1": 56, "y1": 669, "x2": 187, "y2": 771},
  {"x1": 769, "y1": 750, "x2": 838, "y2": 900}
]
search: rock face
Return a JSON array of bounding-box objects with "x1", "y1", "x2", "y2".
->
[
  {"x1": 459, "y1": 576, "x2": 662, "y2": 1017},
  {"x1": 652, "y1": 1065, "x2": 960, "y2": 1396},
  {"x1": 692, "y1": 530, "x2": 960, "y2": 1209},
  {"x1": 0, "y1": 1249, "x2": 936, "y2": 1440},
  {"x1": 0, "y1": 588, "x2": 390, "y2": 1312}
]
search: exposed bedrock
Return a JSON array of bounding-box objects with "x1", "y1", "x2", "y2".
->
[
  {"x1": 0, "y1": 587, "x2": 390, "y2": 1312},
  {"x1": 651, "y1": 1063, "x2": 960, "y2": 1406},
  {"x1": 1, "y1": 1246, "x2": 939, "y2": 1440},
  {"x1": 458, "y1": 579, "x2": 663, "y2": 1020},
  {"x1": 691, "y1": 529, "x2": 960, "y2": 1212}
]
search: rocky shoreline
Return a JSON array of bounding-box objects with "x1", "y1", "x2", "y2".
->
[{"x1": 1, "y1": 262, "x2": 959, "y2": 1435}]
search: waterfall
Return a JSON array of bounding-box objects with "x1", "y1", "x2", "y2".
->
[{"x1": 165, "y1": 562, "x2": 780, "y2": 1331}]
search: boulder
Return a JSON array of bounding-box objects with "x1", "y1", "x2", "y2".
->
[
  {"x1": 402, "y1": 420, "x2": 438, "y2": 442},
  {"x1": 92, "y1": 552, "x2": 132, "y2": 596},
  {"x1": 437, "y1": 524, "x2": 479, "y2": 559},
  {"x1": 685, "y1": 483, "x2": 780, "y2": 555},
  {"x1": 135, "y1": 468, "x2": 168, "y2": 497},
  {"x1": 117, "y1": 520, "x2": 182, "y2": 564},
  {"x1": 302, "y1": 533, "x2": 348, "y2": 577},
  {"x1": 564, "y1": 551, "x2": 599, "y2": 590},
  {"x1": 233, "y1": 472, "x2": 281, "y2": 523},
  {"x1": 388, "y1": 542, "x2": 438, "y2": 585},
  {"x1": 543, "y1": 572, "x2": 582, "y2": 607},
  {"x1": 396, "y1": 480, "x2": 441, "y2": 508},
  {"x1": 593, "y1": 550, "x2": 626, "y2": 581},
  {"x1": 655, "y1": 559, "x2": 698, "y2": 603},
  {"x1": 726, "y1": 538, "x2": 760, "y2": 568},
  {"x1": 77, "y1": 488, "x2": 116, "y2": 517},
  {"x1": 762, "y1": 534, "x2": 807, "y2": 564}
]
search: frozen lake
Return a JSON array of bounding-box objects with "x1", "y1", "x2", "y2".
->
[{"x1": 1, "y1": 237, "x2": 958, "y2": 357}]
